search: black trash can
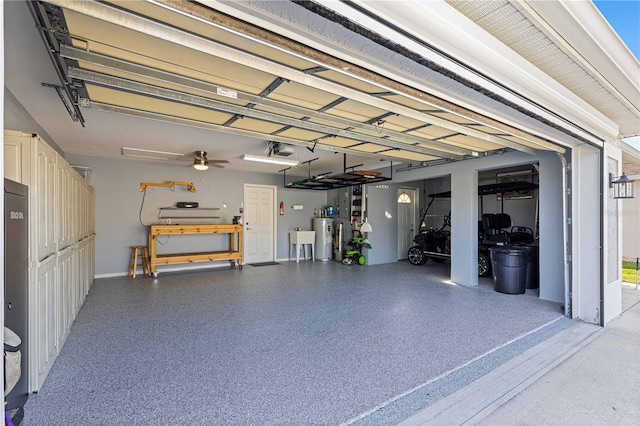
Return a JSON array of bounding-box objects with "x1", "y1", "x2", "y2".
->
[
  {"x1": 519, "y1": 243, "x2": 539, "y2": 289},
  {"x1": 489, "y1": 246, "x2": 527, "y2": 294}
]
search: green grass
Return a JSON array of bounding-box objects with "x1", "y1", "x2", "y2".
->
[
  {"x1": 622, "y1": 268, "x2": 638, "y2": 283},
  {"x1": 622, "y1": 260, "x2": 639, "y2": 283}
]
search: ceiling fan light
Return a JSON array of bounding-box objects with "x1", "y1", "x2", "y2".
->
[{"x1": 193, "y1": 158, "x2": 209, "y2": 170}]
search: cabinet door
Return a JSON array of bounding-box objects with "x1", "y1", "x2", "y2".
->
[
  {"x1": 56, "y1": 161, "x2": 67, "y2": 249},
  {"x1": 36, "y1": 144, "x2": 48, "y2": 260},
  {"x1": 35, "y1": 255, "x2": 57, "y2": 390},
  {"x1": 35, "y1": 138, "x2": 57, "y2": 259},
  {"x1": 3, "y1": 131, "x2": 30, "y2": 183},
  {"x1": 46, "y1": 147, "x2": 57, "y2": 254},
  {"x1": 57, "y1": 249, "x2": 73, "y2": 345}
]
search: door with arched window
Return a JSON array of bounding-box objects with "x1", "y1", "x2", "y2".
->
[{"x1": 397, "y1": 188, "x2": 418, "y2": 260}]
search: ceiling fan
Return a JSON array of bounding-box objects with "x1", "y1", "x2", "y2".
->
[{"x1": 192, "y1": 150, "x2": 229, "y2": 170}]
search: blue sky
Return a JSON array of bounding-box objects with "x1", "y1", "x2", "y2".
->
[
  {"x1": 593, "y1": 1, "x2": 640, "y2": 149},
  {"x1": 593, "y1": 0, "x2": 640, "y2": 60}
]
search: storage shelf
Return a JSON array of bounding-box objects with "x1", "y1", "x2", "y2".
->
[
  {"x1": 153, "y1": 250, "x2": 241, "y2": 266},
  {"x1": 158, "y1": 207, "x2": 221, "y2": 220},
  {"x1": 159, "y1": 207, "x2": 220, "y2": 210},
  {"x1": 285, "y1": 171, "x2": 391, "y2": 190},
  {"x1": 158, "y1": 216, "x2": 220, "y2": 219}
]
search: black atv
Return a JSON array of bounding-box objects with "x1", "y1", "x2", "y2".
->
[{"x1": 408, "y1": 213, "x2": 451, "y2": 266}]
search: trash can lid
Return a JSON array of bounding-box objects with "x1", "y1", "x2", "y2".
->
[{"x1": 489, "y1": 245, "x2": 527, "y2": 254}]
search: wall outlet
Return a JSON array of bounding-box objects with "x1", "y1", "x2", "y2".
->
[{"x1": 166, "y1": 218, "x2": 171, "y2": 224}]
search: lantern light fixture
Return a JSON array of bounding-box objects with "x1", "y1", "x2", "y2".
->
[{"x1": 609, "y1": 173, "x2": 636, "y2": 199}]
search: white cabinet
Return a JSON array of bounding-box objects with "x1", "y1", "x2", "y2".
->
[
  {"x1": 3, "y1": 132, "x2": 28, "y2": 182},
  {"x1": 36, "y1": 138, "x2": 58, "y2": 260},
  {"x1": 4, "y1": 130, "x2": 95, "y2": 392},
  {"x1": 57, "y1": 247, "x2": 74, "y2": 347},
  {"x1": 35, "y1": 255, "x2": 57, "y2": 389}
]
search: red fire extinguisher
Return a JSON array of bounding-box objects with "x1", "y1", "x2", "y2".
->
[{"x1": 279, "y1": 201, "x2": 284, "y2": 215}]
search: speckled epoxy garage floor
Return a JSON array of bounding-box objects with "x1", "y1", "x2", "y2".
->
[{"x1": 22, "y1": 261, "x2": 571, "y2": 425}]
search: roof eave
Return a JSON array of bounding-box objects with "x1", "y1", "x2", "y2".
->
[{"x1": 518, "y1": 0, "x2": 640, "y2": 138}]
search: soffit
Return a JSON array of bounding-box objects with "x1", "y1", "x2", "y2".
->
[
  {"x1": 34, "y1": 0, "x2": 569, "y2": 174},
  {"x1": 621, "y1": 143, "x2": 640, "y2": 175},
  {"x1": 446, "y1": 0, "x2": 640, "y2": 138}
]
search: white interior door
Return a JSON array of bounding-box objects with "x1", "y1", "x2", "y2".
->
[
  {"x1": 244, "y1": 184, "x2": 276, "y2": 264},
  {"x1": 397, "y1": 188, "x2": 417, "y2": 260}
]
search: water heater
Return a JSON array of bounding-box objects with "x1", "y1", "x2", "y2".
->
[{"x1": 313, "y1": 217, "x2": 333, "y2": 261}]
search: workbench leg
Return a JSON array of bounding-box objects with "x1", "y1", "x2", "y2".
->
[{"x1": 149, "y1": 231, "x2": 158, "y2": 276}]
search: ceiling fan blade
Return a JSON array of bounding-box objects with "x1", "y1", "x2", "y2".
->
[
  {"x1": 209, "y1": 159, "x2": 229, "y2": 164},
  {"x1": 210, "y1": 163, "x2": 225, "y2": 168}
]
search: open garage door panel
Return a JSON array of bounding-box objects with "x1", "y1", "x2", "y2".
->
[{"x1": 27, "y1": 0, "x2": 567, "y2": 176}]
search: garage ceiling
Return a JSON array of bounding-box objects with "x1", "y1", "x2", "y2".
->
[{"x1": 9, "y1": 0, "x2": 572, "y2": 178}]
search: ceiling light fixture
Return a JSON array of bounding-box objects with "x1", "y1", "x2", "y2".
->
[
  {"x1": 242, "y1": 154, "x2": 299, "y2": 167},
  {"x1": 193, "y1": 158, "x2": 209, "y2": 171},
  {"x1": 193, "y1": 150, "x2": 209, "y2": 171}
]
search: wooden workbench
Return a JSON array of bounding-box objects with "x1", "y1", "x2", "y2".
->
[{"x1": 148, "y1": 224, "x2": 243, "y2": 276}]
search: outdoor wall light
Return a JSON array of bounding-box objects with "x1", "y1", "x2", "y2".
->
[{"x1": 609, "y1": 173, "x2": 636, "y2": 199}]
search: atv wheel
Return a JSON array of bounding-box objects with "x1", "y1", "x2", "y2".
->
[
  {"x1": 408, "y1": 246, "x2": 427, "y2": 265},
  {"x1": 358, "y1": 255, "x2": 366, "y2": 265},
  {"x1": 478, "y1": 252, "x2": 491, "y2": 277}
]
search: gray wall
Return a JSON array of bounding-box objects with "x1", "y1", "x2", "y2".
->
[
  {"x1": 364, "y1": 184, "x2": 398, "y2": 265},
  {"x1": 4, "y1": 87, "x2": 63, "y2": 156},
  {"x1": 66, "y1": 154, "x2": 327, "y2": 275}
]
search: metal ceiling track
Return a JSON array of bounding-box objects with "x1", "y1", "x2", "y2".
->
[
  {"x1": 45, "y1": 0, "x2": 542, "y2": 156},
  {"x1": 28, "y1": 0, "x2": 86, "y2": 126},
  {"x1": 60, "y1": 46, "x2": 467, "y2": 156},
  {"x1": 81, "y1": 100, "x2": 410, "y2": 164},
  {"x1": 158, "y1": 0, "x2": 560, "y2": 153},
  {"x1": 60, "y1": 46, "x2": 471, "y2": 158},
  {"x1": 68, "y1": 67, "x2": 466, "y2": 161}
]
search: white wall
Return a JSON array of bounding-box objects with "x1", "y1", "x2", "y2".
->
[
  {"x1": 538, "y1": 152, "x2": 566, "y2": 303},
  {"x1": 571, "y1": 144, "x2": 602, "y2": 324},
  {"x1": 66, "y1": 154, "x2": 327, "y2": 276},
  {"x1": 450, "y1": 168, "x2": 478, "y2": 286},
  {"x1": 603, "y1": 143, "x2": 623, "y2": 324}
]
